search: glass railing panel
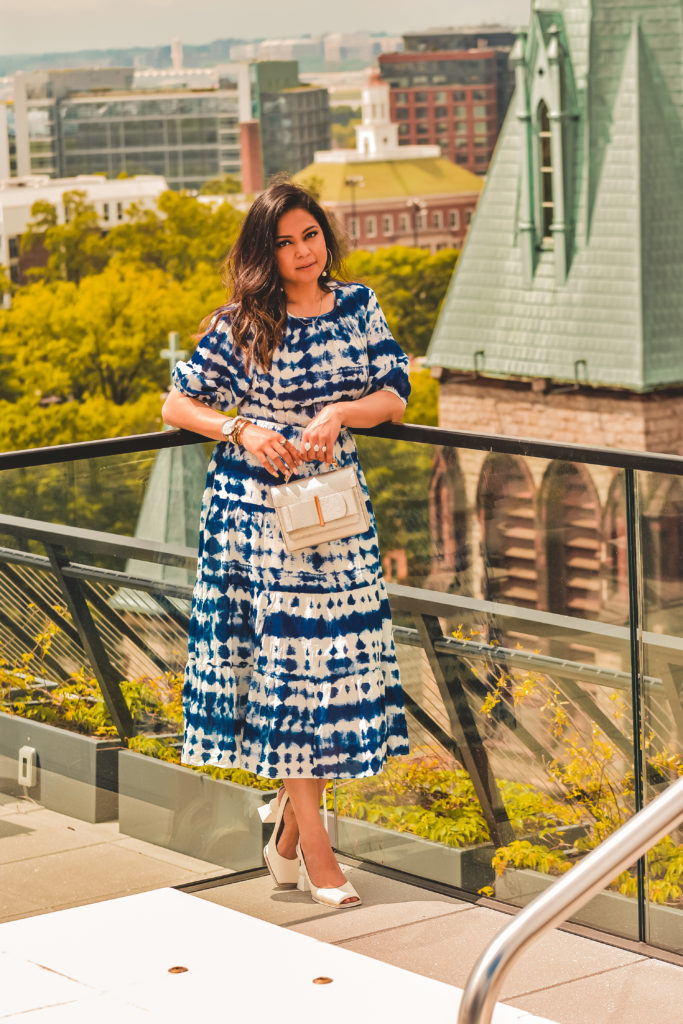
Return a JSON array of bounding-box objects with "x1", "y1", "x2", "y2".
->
[
  {"x1": 637, "y1": 469, "x2": 683, "y2": 954},
  {"x1": 337, "y1": 444, "x2": 639, "y2": 939},
  {"x1": 0, "y1": 442, "x2": 271, "y2": 923}
]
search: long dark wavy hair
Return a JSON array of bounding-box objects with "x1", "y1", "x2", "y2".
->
[{"x1": 200, "y1": 179, "x2": 346, "y2": 372}]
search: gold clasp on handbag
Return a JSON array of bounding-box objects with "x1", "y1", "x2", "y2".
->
[{"x1": 314, "y1": 495, "x2": 325, "y2": 526}]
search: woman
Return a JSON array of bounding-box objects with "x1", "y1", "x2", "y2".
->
[{"x1": 162, "y1": 180, "x2": 410, "y2": 909}]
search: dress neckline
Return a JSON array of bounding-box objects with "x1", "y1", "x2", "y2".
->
[{"x1": 286, "y1": 282, "x2": 340, "y2": 322}]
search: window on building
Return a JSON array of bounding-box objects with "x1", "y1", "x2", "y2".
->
[
  {"x1": 466, "y1": 209, "x2": 473, "y2": 224},
  {"x1": 413, "y1": 75, "x2": 429, "y2": 85},
  {"x1": 453, "y1": 89, "x2": 466, "y2": 100},
  {"x1": 415, "y1": 106, "x2": 429, "y2": 119},
  {"x1": 538, "y1": 100, "x2": 553, "y2": 243},
  {"x1": 365, "y1": 215, "x2": 377, "y2": 237},
  {"x1": 103, "y1": 202, "x2": 111, "y2": 222},
  {"x1": 416, "y1": 212, "x2": 426, "y2": 229},
  {"x1": 473, "y1": 89, "x2": 489, "y2": 101},
  {"x1": 435, "y1": 105, "x2": 448, "y2": 118},
  {"x1": 382, "y1": 214, "x2": 394, "y2": 234},
  {"x1": 349, "y1": 217, "x2": 359, "y2": 239},
  {"x1": 8, "y1": 237, "x2": 19, "y2": 259},
  {"x1": 435, "y1": 91, "x2": 447, "y2": 103},
  {"x1": 435, "y1": 122, "x2": 448, "y2": 134},
  {"x1": 456, "y1": 152, "x2": 469, "y2": 165},
  {"x1": 398, "y1": 124, "x2": 410, "y2": 136},
  {"x1": 116, "y1": 202, "x2": 125, "y2": 221},
  {"x1": 449, "y1": 209, "x2": 460, "y2": 229},
  {"x1": 415, "y1": 91, "x2": 428, "y2": 103},
  {"x1": 417, "y1": 124, "x2": 430, "y2": 135},
  {"x1": 432, "y1": 211, "x2": 442, "y2": 228},
  {"x1": 397, "y1": 108, "x2": 410, "y2": 119},
  {"x1": 395, "y1": 92, "x2": 408, "y2": 104},
  {"x1": 399, "y1": 213, "x2": 409, "y2": 232},
  {"x1": 474, "y1": 105, "x2": 488, "y2": 118},
  {"x1": 454, "y1": 105, "x2": 468, "y2": 118}
]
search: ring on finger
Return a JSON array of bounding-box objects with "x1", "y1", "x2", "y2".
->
[
  {"x1": 304, "y1": 441, "x2": 312, "y2": 452},
  {"x1": 313, "y1": 444, "x2": 320, "y2": 453},
  {"x1": 322, "y1": 445, "x2": 327, "y2": 453}
]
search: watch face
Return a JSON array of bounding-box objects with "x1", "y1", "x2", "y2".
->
[{"x1": 222, "y1": 420, "x2": 234, "y2": 438}]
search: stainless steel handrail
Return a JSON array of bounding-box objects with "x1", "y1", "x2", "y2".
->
[{"x1": 457, "y1": 776, "x2": 683, "y2": 1024}]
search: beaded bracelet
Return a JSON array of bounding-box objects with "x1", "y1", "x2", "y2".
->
[{"x1": 233, "y1": 417, "x2": 250, "y2": 446}]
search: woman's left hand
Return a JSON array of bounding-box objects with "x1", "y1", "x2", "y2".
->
[{"x1": 300, "y1": 404, "x2": 344, "y2": 464}]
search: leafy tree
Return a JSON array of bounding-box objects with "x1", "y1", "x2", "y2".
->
[
  {"x1": 105, "y1": 190, "x2": 243, "y2": 280},
  {"x1": 198, "y1": 174, "x2": 242, "y2": 195},
  {"x1": 346, "y1": 246, "x2": 458, "y2": 357},
  {"x1": 2, "y1": 259, "x2": 225, "y2": 406},
  {"x1": 21, "y1": 191, "x2": 109, "y2": 284}
]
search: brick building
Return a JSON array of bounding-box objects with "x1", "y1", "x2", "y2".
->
[
  {"x1": 294, "y1": 73, "x2": 483, "y2": 253},
  {"x1": 422, "y1": 1, "x2": 683, "y2": 626},
  {"x1": 378, "y1": 27, "x2": 515, "y2": 175}
]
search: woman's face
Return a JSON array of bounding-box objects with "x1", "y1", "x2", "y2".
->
[{"x1": 274, "y1": 207, "x2": 328, "y2": 290}]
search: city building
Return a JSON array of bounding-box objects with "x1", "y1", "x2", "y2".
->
[
  {"x1": 424, "y1": 0, "x2": 683, "y2": 621},
  {"x1": 1, "y1": 62, "x2": 330, "y2": 193},
  {"x1": 253, "y1": 63, "x2": 330, "y2": 181},
  {"x1": 294, "y1": 73, "x2": 482, "y2": 253},
  {"x1": 378, "y1": 26, "x2": 515, "y2": 175},
  {"x1": 0, "y1": 173, "x2": 167, "y2": 284}
]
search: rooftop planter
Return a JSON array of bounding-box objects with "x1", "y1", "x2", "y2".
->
[
  {"x1": 118, "y1": 748, "x2": 277, "y2": 871},
  {"x1": 0, "y1": 709, "x2": 120, "y2": 823}
]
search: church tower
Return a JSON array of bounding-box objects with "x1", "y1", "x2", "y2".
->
[
  {"x1": 427, "y1": 0, "x2": 683, "y2": 455},
  {"x1": 423, "y1": 1, "x2": 683, "y2": 621}
]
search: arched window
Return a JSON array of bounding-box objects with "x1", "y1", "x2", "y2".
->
[
  {"x1": 428, "y1": 448, "x2": 468, "y2": 592},
  {"x1": 542, "y1": 462, "x2": 601, "y2": 618},
  {"x1": 538, "y1": 100, "x2": 554, "y2": 245},
  {"x1": 477, "y1": 454, "x2": 538, "y2": 608},
  {"x1": 645, "y1": 478, "x2": 683, "y2": 612}
]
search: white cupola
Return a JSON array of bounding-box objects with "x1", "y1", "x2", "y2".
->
[{"x1": 355, "y1": 70, "x2": 400, "y2": 157}]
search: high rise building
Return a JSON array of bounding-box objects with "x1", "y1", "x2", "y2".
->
[
  {"x1": 379, "y1": 27, "x2": 515, "y2": 175},
  {"x1": 2, "y1": 62, "x2": 330, "y2": 192}
]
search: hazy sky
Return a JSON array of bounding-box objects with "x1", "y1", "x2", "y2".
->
[{"x1": 0, "y1": 0, "x2": 532, "y2": 57}]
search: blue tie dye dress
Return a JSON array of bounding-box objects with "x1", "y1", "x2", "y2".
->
[{"x1": 172, "y1": 281, "x2": 410, "y2": 779}]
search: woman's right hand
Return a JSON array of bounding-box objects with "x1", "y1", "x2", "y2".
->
[{"x1": 239, "y1": 423, "x2": 304, "y2": 478}]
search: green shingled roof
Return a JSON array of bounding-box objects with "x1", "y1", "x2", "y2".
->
[
  {"x1": 426, "y1": 0, "x2": 683, "y2": 392},
  {"x1": 293, "y1": 157, "x2": 484, "y2": 202}
]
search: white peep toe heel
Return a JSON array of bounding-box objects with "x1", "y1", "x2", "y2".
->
[
  {"x1": 296, "y1": 841, "x2": 362, "y2": 909},
  {"x1": 259, "y1": 790, "x2": 300, "y2": 889}
]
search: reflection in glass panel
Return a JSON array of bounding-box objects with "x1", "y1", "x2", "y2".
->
[
  {"x1": 638, "y1": 470, "x2": 683, "y2": 953},
  {"x1": 337, "y1": 445, "x2": 640, "y2": 940},
  {"x1": 0, "y1": 443, "x2": 270, "y2": 920}
]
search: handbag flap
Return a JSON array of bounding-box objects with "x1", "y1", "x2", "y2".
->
[{"x1": 270, "y1": 466, "x2": 358, "y2": 508}]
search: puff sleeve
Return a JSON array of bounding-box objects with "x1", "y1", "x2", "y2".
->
[
  {"x1": 171, "y1": 313, "x2": 248, "y2": 413},
  {"x1": 364, "y1": 288, "x2": 411, "y2": 407}
]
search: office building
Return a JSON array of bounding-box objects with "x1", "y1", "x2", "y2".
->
[
  {"x1": 379, "y1": 27, "x2": 515, "y2": 175},
  {"x1": 2, "y1": 63, "x2": 330, "y2": 193}
]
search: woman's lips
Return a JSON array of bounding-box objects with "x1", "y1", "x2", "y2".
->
[{"x1": 296, "y1": 261, "x2": 316, "y2": 270}]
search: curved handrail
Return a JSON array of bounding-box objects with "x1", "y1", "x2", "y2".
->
[{"x1": 457, "y1": 776, "x2": 683, "y2": 1024}]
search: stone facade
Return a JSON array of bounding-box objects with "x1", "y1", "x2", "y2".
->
[{"x1": 438, "y1": 376, "x2": 683, "y2": 458}]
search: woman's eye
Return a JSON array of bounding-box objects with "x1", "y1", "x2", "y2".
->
[
  {"x1": 305, "y1": 230, "x2": 318, "y2": 240},
  {"x1": 276, "y1": 240, "x2": 290, "y2": 248}
]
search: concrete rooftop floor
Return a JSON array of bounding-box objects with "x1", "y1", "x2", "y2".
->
[{"x1": 1, "y1": 792, "x2": 681, "y2": 1024}]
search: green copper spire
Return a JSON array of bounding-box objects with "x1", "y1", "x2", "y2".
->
[{"x1": 426, "y1": 1, "x2": 683, "y2": 391}]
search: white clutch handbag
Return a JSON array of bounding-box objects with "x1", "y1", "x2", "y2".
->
[{"x1": 269, "y1": 464, "x2": 370, "y2": 552}]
